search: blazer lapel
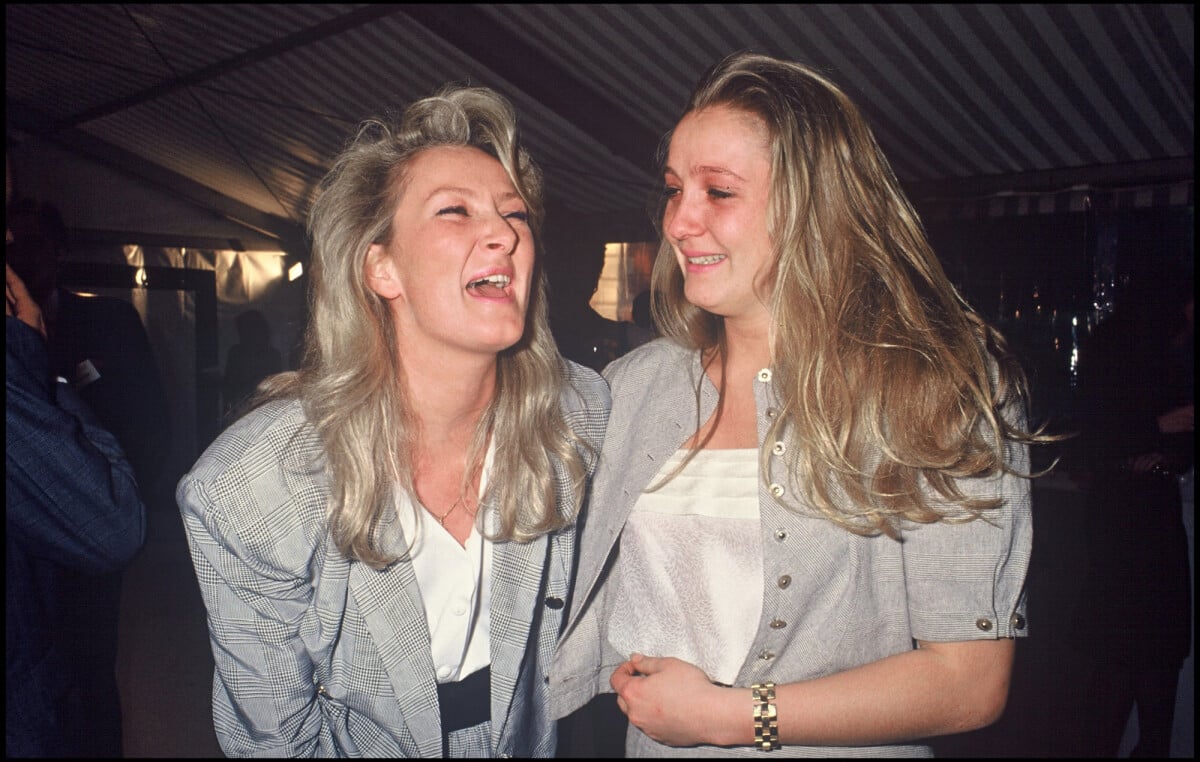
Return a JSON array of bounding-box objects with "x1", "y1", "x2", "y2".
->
[
  {"x1": 487, "y1": 531, "x2": 549, "y2": 745},
  {"x1": 566, "y1": 349, "x2": 713, "y2": 638},
  {"x1": 349, "y1": 549, "x2": 442, "y2": 757}
]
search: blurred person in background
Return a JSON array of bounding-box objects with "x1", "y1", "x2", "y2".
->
[
  {"x1": 1071, "y1": 264, "x2": 1193, "y2": 758},
  {"x1": 7, "y1": 152, "x2": 146, "y2": 757}
]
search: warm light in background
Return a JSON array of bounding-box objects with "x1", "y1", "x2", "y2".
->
[
  {"x1": 590, "y1": 243, "x2": 623, "y2": 320},
  {"x1": 288, "y1": 261, "x2": 304, "y2": 282},
  {"x1": 591, "y1": 242, "x2": 656, "y2": 322}
]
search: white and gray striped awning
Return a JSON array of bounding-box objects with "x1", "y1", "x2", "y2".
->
[{"x1": 6, "y1": 4, "x2": 1193, "y2": 245}]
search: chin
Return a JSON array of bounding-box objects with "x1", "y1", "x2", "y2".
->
[
  {"x1": 482, "y1": 329, "x2": 527, "y2": 354},
  {"x1": 683, "y1": 288, "x2": 721, "y2": 314}
]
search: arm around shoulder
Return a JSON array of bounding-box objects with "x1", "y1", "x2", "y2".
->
[{"x1": 560, "y1": 358, "x2": 612, "y2": 468}]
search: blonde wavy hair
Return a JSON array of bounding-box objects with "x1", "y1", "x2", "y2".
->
[
  {"x1": 259, "y1": 85, "x2": 588, "y2": 567},
  {"x1": 651, "y1": 52, "x2": 1046, "y2": 537}
]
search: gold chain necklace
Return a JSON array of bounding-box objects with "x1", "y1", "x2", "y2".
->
[
  {"x1": 433, "y1": 496, "x2": 464, "y2": 526},
  {"x1": 423, "y1": 455, "x2": 484, "y2": 527}
]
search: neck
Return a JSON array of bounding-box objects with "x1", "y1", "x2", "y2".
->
[
  {"x1": 718, "y1": 314, "x2": 773, "y2": 372},
  {"x1": 403, "y1": 354, "x2": 497, "y2": 452}
]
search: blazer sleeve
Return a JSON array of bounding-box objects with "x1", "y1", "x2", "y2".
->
[
  {"x1": 560, "y1": 359, "x2": 611, "y2": 476},
  {"x1": 6, "y1": 316, "x2": 146, "y2": 574},
  {"x1": 178, "y1": 463, "x2": 333, "y2": 757},
  {"x1": 902, "y1": 400, "x2": 1033, "y2": 641}
]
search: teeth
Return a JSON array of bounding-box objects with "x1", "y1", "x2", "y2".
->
[
  {"x1": 689, "y1": 255, "x2": 726, "y2": 265},
  {"x1": 469, "y1": 274, "x2": 511, "y2": 288}
]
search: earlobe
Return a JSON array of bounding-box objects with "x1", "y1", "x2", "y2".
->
[{"x1": 364, "y1": 243, "x2": 403, "y2": 300}]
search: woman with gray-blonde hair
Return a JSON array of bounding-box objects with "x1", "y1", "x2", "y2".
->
[
  {"x1": 551, "y1": 52, "x2": 1054, "y2": 756},
  {"x1": 179, "y1": 84, "x2": 609, "y2": 757}
]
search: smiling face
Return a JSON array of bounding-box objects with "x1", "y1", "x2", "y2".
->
[
  {"x1": 662, "y1": 105, "x2": 775, "y2": 329},
  {"x1": 365, "y1": 145, "x2": 534, "y2": 361}
]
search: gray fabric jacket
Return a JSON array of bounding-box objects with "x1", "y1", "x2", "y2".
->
[
  {"x1": 179, "y1": 362, "x2": 609, "y2": 757},
  {"x1": 550, "y1": 338, "x2": 1031, "y2": 757}
]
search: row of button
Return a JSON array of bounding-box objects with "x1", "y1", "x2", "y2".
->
[
  {"x1": 758, "y1": 368, "x2": 788, "y2": 501},
  {"x1": 976, "y1": 613, "x2": 1027, "y2": 632},
  {"x1": 761, "y1": 368, "x2": 785, "y2": 664}
]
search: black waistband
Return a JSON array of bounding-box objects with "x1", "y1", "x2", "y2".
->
[{"x1": 437, "y1": 666, "x2": 491, "y2": 734}]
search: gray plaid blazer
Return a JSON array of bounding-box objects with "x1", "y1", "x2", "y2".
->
[{"x1": 179, "y1": 362, "x2": 609, "y2": 757}]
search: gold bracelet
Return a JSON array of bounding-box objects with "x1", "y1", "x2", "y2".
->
[{"x1": 751, "y1": 682, "x2": 779, "y2": 752}]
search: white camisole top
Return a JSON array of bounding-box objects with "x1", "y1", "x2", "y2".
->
[{"x1": 605, "y1": 447, "x2": 763, "y2": 686}]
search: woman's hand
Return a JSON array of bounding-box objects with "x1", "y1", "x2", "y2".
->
[{"x1": 609, "y1": 653, "x2": 737, "y2": 747}]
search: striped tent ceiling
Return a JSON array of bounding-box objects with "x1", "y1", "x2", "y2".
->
[{"x1": 6, "y1": 3, "x2": 1193, "y2": 253}]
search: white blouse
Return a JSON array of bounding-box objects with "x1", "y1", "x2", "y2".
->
[
  {"x1": 606, "y1": 447, "x2": 763, "y2": 686},
  {"x1": 395, "y1": 441, "x2": 496, "y2": 683}
]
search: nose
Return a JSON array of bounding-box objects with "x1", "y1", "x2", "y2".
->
[
  {"x1": 485, "y1": 213, "x2": 519, "y2": 254},
  {"x1": 664, "y1": 191, "x2": 702, "y2": 243}
]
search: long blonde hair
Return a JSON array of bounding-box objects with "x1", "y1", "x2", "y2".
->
[
  {"x1": 259, "y1": 85, "x2": 588, "y2": 567},
  {"x1": 652, "y1": 52, "x2": 1045, "y2": 537}
]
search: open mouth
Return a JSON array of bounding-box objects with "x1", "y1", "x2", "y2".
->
[
  {"x1": 466, "y1": 273, "x2": 512, "y2": 298},
  {"x1": 688, "y1": 254, "x2": 726, "y2": 266}
]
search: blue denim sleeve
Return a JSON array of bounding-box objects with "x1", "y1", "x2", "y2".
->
[{"x1": 6, "y1": 316, "x2": 146, "y2": 573}]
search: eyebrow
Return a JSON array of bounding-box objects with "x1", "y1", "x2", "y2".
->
[
  {"x1": 663, "y1": 164, "x2": 747, "y2": 182},
  {"x1": 425, "y1": 186, "x2": 521, "y2": 203}
]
